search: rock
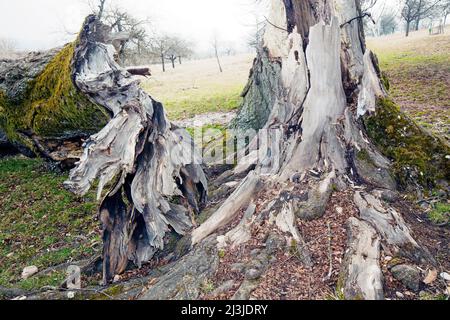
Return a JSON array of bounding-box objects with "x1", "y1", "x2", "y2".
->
[
  {"x1": 67, "y1": 291, "x2": 75, "y2": 299},
  {"x1": 139, "y1": 237, "x2": 219, "y2": 300},
  {"x1": 380, "y1": 190, "x2": 399, "y2": 203},
  {"x1": 384, "y1": 256, "x2": 393, "y2": 262},
  {"x1": 245, "y1": 268, "x2": 262, "y2": 281},
  {"x1": 6, "y1": 252, "x2": 13, "y2": 258},
  {"x1": 395, "y1": 292, "x2": 404, "y2": 299},
  {"x1": 391, "y1": 264, "x2": 421, "y2": 292},
  {"x1": 21, "y1": 266, "x2": 38, "y2": 280},
  {"x1": 440, "y1": 272, "x2": 450, "y2": 281},
  {"x1": 336, "y1": 207, "x2": 343, "y2": 214},
  {"x1": 265, "y1": 233, "x2": 286, "y2": 255},
  {"x1": 423, "y1": 269, "x2": 438, "y2": 285},
  {"x1": 113, "y1": 275, "x2": 121, "y2": 283}
]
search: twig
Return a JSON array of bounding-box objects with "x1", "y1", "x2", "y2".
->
[
  {"x1": 263, "y1": 16, "x2": 289, "y2": 33},
  {"x1": 340, "y1": 13, "x2": 375, "y2": 28}
]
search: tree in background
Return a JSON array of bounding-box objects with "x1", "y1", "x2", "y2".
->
[
  {"x1": 440, "y1": 0, "x2": 450, "y2": 30},
  {"x1": 379, "y1": 12, "x2": 399, "y2": 35},
  {"x1": 211, "y1": 31, "x2": 223, "y2": 73},
  {"x1": 401, "y1": 0, "x2": 442, "y2": 36},
  {"x1": 0, "y1": 38, "x2": 18, "y2": 59}
]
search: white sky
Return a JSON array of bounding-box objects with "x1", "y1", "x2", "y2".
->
[{"x1": 0, "y1": 0, "x2": 266, "y2": 53}]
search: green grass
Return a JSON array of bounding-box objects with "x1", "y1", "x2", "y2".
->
[
  {"x1": 161, "y1": 88, "x2": 242, "y2": 121},
  {"x1": 368, "y1": 32, "x2": 450, "y2": 140},
  {"x1": 377, "y1": 52, "x2": 450, "y2": 106},
  {"x1": 428, "y1": 202, "x2": 450, "y2": 225},
  {"x1": 0, "y1": 157, "x2": 100, "y2": 290}
]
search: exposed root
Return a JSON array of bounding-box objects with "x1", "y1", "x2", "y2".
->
[{"x1": 340, "y1": 217, "x2": 384, "y2": 300}]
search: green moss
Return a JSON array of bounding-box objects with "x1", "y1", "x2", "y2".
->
[
  {"x1": 381, "y1": 72, "x2": 390, "y2": 92},
  {"x1": 364, "y1": 98, "x2": 450, "y2": 189},
  {"x1": 0, "y1": 43, "x2": 109, "y2": 143},
  {"x1": 218, "y1": 249, "x2": 226, "y2": 259}
]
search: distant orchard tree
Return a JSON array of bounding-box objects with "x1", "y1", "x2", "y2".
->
[
  {"x1": 401, "y1": 0, "x2": 443, "y2": 36},
  {"x1": 0, "y1": 38, "x2": 18, "y2": 59},
  {"x1": 379, "y1": 12, "x2": 398, "y2": 35}
]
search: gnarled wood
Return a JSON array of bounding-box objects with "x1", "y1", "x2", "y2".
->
[{"x1": 64, "y1": 16, "x2": 207, "y2": 283}]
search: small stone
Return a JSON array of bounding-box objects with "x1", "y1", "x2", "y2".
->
[
  {"x1": 67, "y1": 291, "x2": 75, "y2": 299},
  {"x1": 380, "y1": 190, "x2": 399, "y2": 203},
  {"x1": 384, "y1": 256, "x2": 393, "y2": 262},
  {"x1": 440, "y1": 272, "x2": 450, "y2": 281},
  {"x1": 395, "y1": 292, "x2": 404, "y2": 298},
  {"x1": 336, "y1": 207, "x2": 343, "y2": 214},
  {"x1": 113, "y1": 275, "x2": 121, "y2": 283},
  {"x1": 423, "y1": 269, "x2": 438, "y2": 285},
  {"x1": 6, "y1": 252, "x2": 13, "y2": 258},
  {"x1": 245, "y1": 268, "x2": 262, "y2": 280},
  {"x1": 21, "y1": 266, "x2": 38, "y2": 280},
  {"x1": 391, "y1": 264, "x2": 421, "y2": 292}
]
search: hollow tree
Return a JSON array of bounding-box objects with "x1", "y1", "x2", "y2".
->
[{"x1": 140, "y1": 0, "x2": 448, "y2": 300}]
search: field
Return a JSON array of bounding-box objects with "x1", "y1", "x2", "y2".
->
[
  {"x1": 141, "y1": 53, "x2": 254, "y2": 121},
  {"x1": 1, "y1": 29, "x2": 449, "y2": 293},
  {"x1": 367, "y1": 27, "x2": 450, "y2": 140}
]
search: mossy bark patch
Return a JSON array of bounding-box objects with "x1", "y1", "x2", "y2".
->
[
  {"x1": 0, "y1": 43, "x2": 109, "y2": 141},
  {"x1": 364, "y1": 98, "x2": 450, "y2": 189}
]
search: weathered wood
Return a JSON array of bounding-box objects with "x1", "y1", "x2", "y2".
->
[
  {"x1": 191, "y1": 171, "x2": 260, "y2": 246},
  {"x1": 64, "y1": 16, "x2": 207, "y2": 283}
]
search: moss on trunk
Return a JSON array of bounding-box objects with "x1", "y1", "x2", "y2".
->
[
  {"x1": 0, "y1": 43, "x2": 109, "y2": 144},
  {"x1": 364, "y1": 98, "x2": 450, "y2": 190}
]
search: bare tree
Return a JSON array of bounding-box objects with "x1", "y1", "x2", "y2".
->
[
  {"x1": 401, "y1": 0, "x2": 442, "y2": 36},
  {"x1": 86, "y1": 0, "x2": 108, "y2": 20},
  {"x1": 0, "y1": 38, "x2": 18, "y2": 59},
  {"x1": 211, "y1": 32, "x2": 223, "y2": 73},
  {"x1": 379, "y1": 12, "x2": 399, "y2": 35},
  {"x1": 440, "y1": 0, "x2": 450, "y2": 30}
]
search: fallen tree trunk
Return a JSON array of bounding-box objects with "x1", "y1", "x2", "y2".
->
[{"x1": 0, "y1": 41, "x2": 150, "y2": 167}]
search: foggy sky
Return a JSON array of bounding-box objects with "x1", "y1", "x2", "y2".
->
[{"x1": 0, "y1": 0, "x2": 264, "y2": 53}]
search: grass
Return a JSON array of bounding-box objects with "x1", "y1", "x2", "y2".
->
[
  {"x1": 141, "y1": 54, "x2": 253, "y2": 121},
  {"x1": 163, "y1": 88, "x2": 242, "y2": 120},
  {"x1": 367, "y1": 27, "x2": 450, "y2": 141},
  {"x1": 0, "y1": 157, "x2": 100, "y2": 290}
]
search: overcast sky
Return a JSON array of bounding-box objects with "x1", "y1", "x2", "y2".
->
[{"x1": 0, "y1": 0, "x2": 265, "y2": 53}]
